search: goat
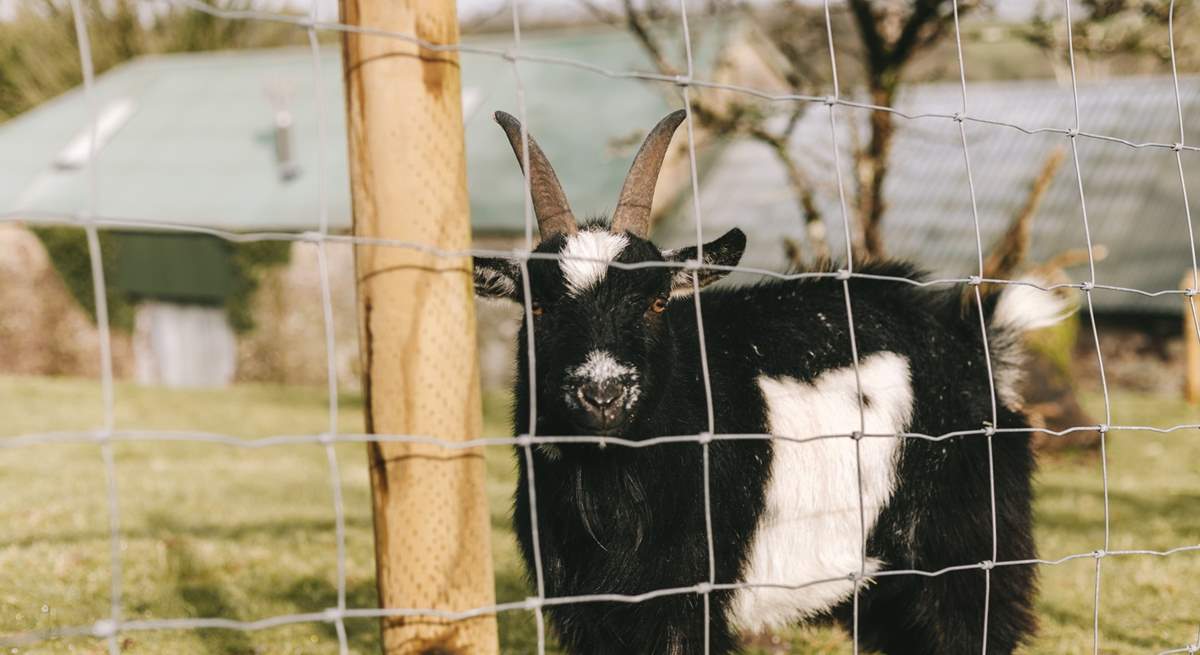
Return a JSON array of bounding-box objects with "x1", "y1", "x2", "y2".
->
[{"x1": 473, "y1": 109, "x2": 1064, "y2": 654}]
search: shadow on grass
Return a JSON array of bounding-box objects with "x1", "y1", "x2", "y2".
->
[
  {"x1": 272, "y1": 575, "x2": 380, "y2": 653},
  {"x1": 1, "y1": 515, "x2": 373, "y2": 550},
  {"x1": 144, "y1": 510, "x2": 382, "y2": 653},
  {"x1": 1036, "y1": 482, "x2": 1200, "y2": 537},
  {"x1": 151, "y1": 512, "x2": 257, "y2": 655},
  {"x1": 1037, "y1": 597, "x2": 1166, "y2": 651}
]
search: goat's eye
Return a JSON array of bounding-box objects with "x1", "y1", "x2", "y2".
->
[
  {"x1": 649, "y1": 297, "x2": 668, "y2": 314},
  {"x1": 530, "y1": 302, "x2": 544, "y2": 317}
]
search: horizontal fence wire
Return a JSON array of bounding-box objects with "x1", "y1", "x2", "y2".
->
[
  {"x1": 1, "y1": 0, "x2": 1199, "y2": 652},
  {"x1": 7, "y1": 209, "x2": 1200, "y2": 298},
  {"x1": 3, "y1": 547, "x2": 1200, "y2": 648}
]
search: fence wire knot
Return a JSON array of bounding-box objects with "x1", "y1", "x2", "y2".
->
[
  {"x1": 823, "y1": 95, "x2": 837, "y2": 106},
  {"x1": 523, "y1": 596, "x2": 543, "y2": 610},
  {"x1": 1079, "y1": 281, "x2": 1095, "y2": 292},
  {"x1": 952, "y1": 111, "x2": 965, "y2": 123},
  {"x1": 697, "y1": 431, "x2": 713, "y2": 445},
  {"x1": 980, "y1": 559, "x2": 995, "y2": 571},
  {"x1": 91, "y1": 619, "x2": 117, "y2": 638},
  {"x1": 1066, "y1": 128, "x2": 1080, "y2": 138},
  {"x1": 835, "y1": 268, "x2": 851, "y2": 281},
  {"x1": 1092, "y1": 549, "x2": 1107, "y2": 559},
  {"x1": 967, "y1": 275, "x2": 983, "y2": 286},
  {"x1": 322, "y1": 608, "x2": 343, "y2": 623},
  {"x1": 515, "y1": 434, "x2": 534, "y2": 448},
  {"x1": 673, "y1": 74, "x2": 692, "y2": 87},
  {"x1": 695, "y1": 582, "x2": 713, "y2": 595}
]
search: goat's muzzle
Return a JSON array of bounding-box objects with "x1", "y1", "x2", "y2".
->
[{"x1": 571, "y1": 379, "x2": 633, "y2": 434}]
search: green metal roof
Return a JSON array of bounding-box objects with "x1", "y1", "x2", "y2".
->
[{"x1": 0, "y1": 25, "x2": 725, "y2": 234}]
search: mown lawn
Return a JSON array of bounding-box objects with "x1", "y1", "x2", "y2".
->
[{"x1": 0, "y1": 375, "x2": 1197, "y2": 654}]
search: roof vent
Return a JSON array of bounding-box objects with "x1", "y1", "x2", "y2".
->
[
  {"x1": 264, "y1": 80, "x2": 300, "y2": 182},
  {"x1": 273, "y1": 108, "x2": 299, "y2": 182}
]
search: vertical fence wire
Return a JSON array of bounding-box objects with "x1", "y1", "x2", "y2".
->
[
  {"x1": 1061, "y1": 3, "x2": 1116, "y2": 652},
  {"x1": 949, "y1": 3, "x2": 1004, "y2": 651},
  {"x1": 1168, "y1": 0, "x2": 1200, "y2": 357},
  {"x1": 66, "y1": 2, "x2": 122, "y2": 653},
  {"x1": 305, "y1": 12, "x2": 350, "y2": 653},
  {"x1": 509, "y1": 3, "x2": 548, "y2": 652},
  {"x1": 818, "y1": 3, "x2": 870, "y2": 653},
  {"x1": 674, "y1": 3, "x2": 719, "y2": 653}
]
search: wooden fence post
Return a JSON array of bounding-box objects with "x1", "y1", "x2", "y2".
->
[
  {"x1": 1184, "y1": 271, "x2": 1200, "y2": 404},
  {"x1": 339, "y1": 1, "x2": 498, "y2": 652}
]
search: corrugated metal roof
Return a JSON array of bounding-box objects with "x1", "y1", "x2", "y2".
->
[
  {"x1": 0, "y1": 24, "x2": 725, "y2": 233},
  {"x1": 658, "y1": 75, "x2": 1200, "y2": 315}
]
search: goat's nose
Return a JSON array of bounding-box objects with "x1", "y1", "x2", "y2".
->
[{"x1": 579, "y1": 380, "x2": 625, "y2": 409}]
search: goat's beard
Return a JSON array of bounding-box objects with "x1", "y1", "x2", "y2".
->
[{"x1": 573, "y1": 463, "x2": 651, "y2": 554}]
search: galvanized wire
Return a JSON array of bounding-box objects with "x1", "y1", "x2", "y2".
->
[{"x1": 2, "y1": 0, "x2": 1198, "y2": 652}]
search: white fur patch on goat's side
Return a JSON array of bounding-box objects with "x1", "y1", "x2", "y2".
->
[
  {"x1": 728, "y1": 352, "x2": 914, "y2": 632},
  {"x1": 988, "y1": 281, "x2": 1075, "y2": 408},
  {"x1": 559, "y1": 230, "x2": 629, "y2": 296}
]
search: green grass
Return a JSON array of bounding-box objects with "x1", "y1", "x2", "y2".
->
[{"x1": 1, "y1": 376, "x2": 1197, "y2": 654}]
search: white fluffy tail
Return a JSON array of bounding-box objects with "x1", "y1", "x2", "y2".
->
[
  {"x1": 990, "y1": 280, "x2": 1076, "y2": 335},
  {"x1": 986, "y1": 279, "x2": 1077, "y2": 408}
]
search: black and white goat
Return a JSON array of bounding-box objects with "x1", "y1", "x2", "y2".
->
[{"x1": 474, "y1": 110, "x2": 1065, "y2": 654}]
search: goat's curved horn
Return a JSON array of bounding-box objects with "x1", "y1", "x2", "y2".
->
[
  {"x1": 610, "y1": 109, "x2": 687, "y2": 239},
  {"x1": 494, "y1": 111, "x2": 577, "y2": 239}
]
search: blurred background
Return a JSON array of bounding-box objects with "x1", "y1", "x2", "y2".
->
[{"x1": 1, "y1": 1, "x2": 1199, "y2": 653}]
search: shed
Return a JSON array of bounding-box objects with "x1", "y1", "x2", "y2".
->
[
  {"x1": 658, "y1": 74, "x2": 1200, "y2": 316},
  {"x1": 0, "y1": 25, "x2": 726, "y2": 385}
]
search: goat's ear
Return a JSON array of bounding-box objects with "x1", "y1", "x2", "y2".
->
[
  {"x1": 473, "y1": 257, "x2": 521, "y2": 300},
  {"x1": 662, "y1": 228, "x2": 746, "y2": 296}
]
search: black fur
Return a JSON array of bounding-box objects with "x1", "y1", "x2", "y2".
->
[{"x1": 475, "y1": 225, "x2": 1037, "y2": 654}]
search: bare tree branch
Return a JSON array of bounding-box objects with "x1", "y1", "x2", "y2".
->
[
  {"x1": 982, "y1": 146, "x2": 1067, "y2": 282},
  {"x1": 592, "y1": 0, "x2": 831, "y2": 262}
]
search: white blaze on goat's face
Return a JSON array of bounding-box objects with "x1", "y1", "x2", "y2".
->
[
  {"x1": 729, "y1": 352, "x2": 914, "y2": 631},
  {"x1": 567, "y1": 350, "x2": 641, "y2": 407},
  {"x1": 558, "y1": 229, "x2": 630, "y2": 297},
  {"x1": 573, "y1": 350, "x2": 635, "y2": 383}
]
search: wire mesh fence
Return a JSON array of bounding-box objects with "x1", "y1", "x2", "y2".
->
[{"x1": 1, "y1": 0, "x2": 1199, "y2": 653}]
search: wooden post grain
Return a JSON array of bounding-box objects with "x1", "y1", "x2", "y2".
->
[
  {"x1": 1184, "y1": 272, "x2": 1200, "y2": 404},
  {"x1": 339, "y1": 1, "x2": 498, "y2": 652}
]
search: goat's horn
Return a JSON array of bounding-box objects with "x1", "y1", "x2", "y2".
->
[
  {"x1": 610, "y1": 109, "x2": 687, "y2": 239},
  {"x1": 494, "y1": 111, "x2": 577, "y2": 239}
]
